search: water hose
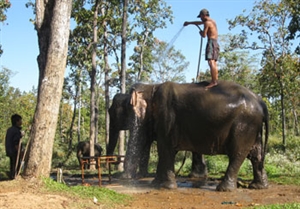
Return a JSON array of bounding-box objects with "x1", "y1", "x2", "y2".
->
[{"x1": 195, "y1": 25, "x2": 203, "y2": 82}]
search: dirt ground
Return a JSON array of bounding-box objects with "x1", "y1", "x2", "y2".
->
[{"x1": 0, "y1": 176, "x2": 300, "y2": 209}]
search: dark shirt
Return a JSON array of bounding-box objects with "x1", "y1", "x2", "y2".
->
[{"x1": 5, "y1": 126, "x2": 22, "y2": 157}]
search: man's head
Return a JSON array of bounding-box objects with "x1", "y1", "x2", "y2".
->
[
  {"x1": 11, "y1": 114, "x2": 22, "y2": 127},
  {"x1": 197, "y1": 9, "x2": 209, "y2": 20}
]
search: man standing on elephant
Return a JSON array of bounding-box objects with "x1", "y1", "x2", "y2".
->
[{"x1": 184, "y1": 8, "x2": 220, "y2": 89}]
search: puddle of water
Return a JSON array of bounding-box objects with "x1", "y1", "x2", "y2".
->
[{"x1": 56, "y1": 173, "x2": 221, "y2": 194}]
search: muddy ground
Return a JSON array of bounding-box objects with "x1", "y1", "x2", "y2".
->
[{"x1": 0, "y1": 174, "x2": 299, "y2": 209}]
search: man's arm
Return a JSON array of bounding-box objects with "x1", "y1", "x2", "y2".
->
[
  {"x1": 200, "y1": 21, "x2": 210, "y2": 38},
  {"x1": 183, "y1": 21, "x2": 203, "y2": 26}
]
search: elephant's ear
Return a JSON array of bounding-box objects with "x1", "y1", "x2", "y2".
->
[
  {"x1": 130, "y1": 90, "x2": 138, "y2": 107},
  {"x1": 130, "y1": 90, "x2": 147, "y2": 119}
]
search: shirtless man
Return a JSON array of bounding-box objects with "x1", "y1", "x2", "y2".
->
[{"x1": 184, "y1": 9, "x2": 219, "y2": 89}]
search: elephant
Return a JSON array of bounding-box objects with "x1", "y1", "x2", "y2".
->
[
  {"x1": 76, "y1": 141, "x2": 103, "y2": 169},
  {"x1": 107, "y1": 86, "x2": 207, "y2": 179},
  {"x1": 127, "y1": 80, "x2": 269, "y2": 191}
]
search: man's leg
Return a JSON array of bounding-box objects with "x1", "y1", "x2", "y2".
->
[
  {"x1": 206, "y1": 60, "x2": 218, "y2": 89},
  {"x1": 9, "y1": 155, "x2": 17, "y2": 179}
]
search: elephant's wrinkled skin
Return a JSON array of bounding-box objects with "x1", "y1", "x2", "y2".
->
[
  {"x1": 107, "y1": 85, "x2": 207, "y2": 179},
  {"x1": 77, "y1": 141, "x2": 103, "y2": 169},
  {"x1": 129, "y1": 81, "x2": 269, "y2": 191}
]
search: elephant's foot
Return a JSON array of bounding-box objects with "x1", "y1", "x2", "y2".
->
[
  {"x1": 152, "y1": 171, "x2": 177, "y2": 189},
  {"x1": 249, "y1": 177, "x2": 268, "y2": 189},
  {"x1": 120, "y1": 172, "x2": 135, "y2": 179},
  {"x1": 188, "y1": 170, "x2": 208, "y2": 179},
  {"x1": 249, "y1": 171, "x2": 268, "y2": 189},
  {"x1": 216, "y1": 180, "x2": 236, "y2": 192},
  {"x1": 136, "y1": 171, "x2": 149, "y2": 179},
  {"x1": 249, "y1": 182, "x2": 268, "y2": 189},
  {"x1": 161, "y1": 180, "x2": 178, "y2": 189},
  {"x1": 151, "y1": 178, "x2": 178, "y2": 189}
]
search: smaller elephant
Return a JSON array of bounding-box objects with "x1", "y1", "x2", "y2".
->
[{"x1": 76, "y1": 141, "x2": 103, "y2": 169}]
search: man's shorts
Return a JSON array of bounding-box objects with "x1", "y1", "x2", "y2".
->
[{"x1": 205, "y1": 39, "x2": 220, "y2": 61}]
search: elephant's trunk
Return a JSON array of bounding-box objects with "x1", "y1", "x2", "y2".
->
[
  {"x1": 123, "y1": 117, "x2": 143, "y2": 178},
  {"x1": 107, "y1": 124, "x2": 119, "y2": 155}
]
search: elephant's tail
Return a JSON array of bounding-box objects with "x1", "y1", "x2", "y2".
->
[{"x1": 262, "y1": 100, "x2": 269, "y2": 164}]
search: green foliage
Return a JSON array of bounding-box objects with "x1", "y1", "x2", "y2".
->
[
  {"x1": 149, "y1": 39, "x2": 188, "y2": 83},
  {"x1": 127, "y1": 0, "x2": 174, "y2": 82},
  {"x1": 0, "y1": 0, "x2": 11, "y2": 56},
  {"x1": 218, "y1": 34, "x2": 260, "y2": 91},
  {"x1": 227, "y1": 0, "x2": 300, "y2": 142},
  {"x1": 42, "y1": 177, "x2": 131, "y2": 206},
  {"x1": 0, "y1": 68, "x2": 36, "y2": 144},
  {"x1": 251, "y1": 203, "x2": 300, "y2": 209},
  {"x1": 285, "y1": 0, "x2": 300, "y2": 53},
  {"x1": 264, "y1": 135, "x2": 300, "y2": 185},
  {"x1": 0, "y1": 143, "x2": 9, "y2": 178},
  {"x1": 0, "y1": 0, "x2": 10, "y2": 22}
]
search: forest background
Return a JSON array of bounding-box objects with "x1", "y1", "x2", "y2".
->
[{"x1": 0, "y1": 0, "x2": 299, "y2": 179}]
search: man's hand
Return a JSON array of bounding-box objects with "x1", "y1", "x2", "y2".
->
[{"x1": 183, "y1": 21, "x2": 189, "y2": 26}]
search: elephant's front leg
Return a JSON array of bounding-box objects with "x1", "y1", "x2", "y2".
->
[
  {"x1": 137, "y1": 142, "x2": 151, "y2": 178},
  {"x1": 216, "y1": 154, "x2": 245, "y2": 192},
  {"x1": 153, "y1": 138, "x2": 177, "y2": 189}
]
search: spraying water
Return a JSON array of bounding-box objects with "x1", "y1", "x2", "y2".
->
[
  {"x1": 124, "y1": 115, "x2": 142, "y2": 178},
  {"x1": 164, "y1": 26, "x2": 185, "y2": 54},
  {"x1": 158, "y1": 26, "x2": 185, "y2": 69}
]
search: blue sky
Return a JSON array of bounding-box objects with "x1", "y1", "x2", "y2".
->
[{"x1": 0, "y1": 0, "x2": 257, "y2": 92}]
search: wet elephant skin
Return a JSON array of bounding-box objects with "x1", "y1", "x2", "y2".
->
[
  {"x1": 129, "y1": 81, "x2": 269, "y2": 191},
  {"x1": 107, "y1": 84, "x2": 207, "y2": 179}
]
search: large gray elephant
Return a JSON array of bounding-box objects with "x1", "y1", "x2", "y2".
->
[
  {"x1": 107, "y1": 85, "x2": 207, "y2": 179},
  {"x1": 127, "y1": 80, "x2": 269, "y2": 191}
]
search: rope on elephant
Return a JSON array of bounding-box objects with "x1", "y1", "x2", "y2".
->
[{"x1": 175, "y1": 151, "x2": 187, "y2": 176}]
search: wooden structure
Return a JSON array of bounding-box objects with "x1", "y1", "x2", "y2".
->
[{"x1": 80, "y1": 155, "x2": 124, "y2": 186}]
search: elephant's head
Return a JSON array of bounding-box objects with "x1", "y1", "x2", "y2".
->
[{"x1": 120, "y1": 83, "x2": 161, "y2": 178}]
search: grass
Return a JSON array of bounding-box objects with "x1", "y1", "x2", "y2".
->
[
  {"x1": 250, "y1": 203, "x2": 300, "y2": 209},
  {"x1": 42, "y1": 177, "x2": 131, "y2": 208}
]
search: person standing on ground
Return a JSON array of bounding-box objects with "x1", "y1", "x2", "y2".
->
[
  {"x1": 184, "y1": 8, "x2": 220, "y2": 89},
  {"x1": 5, "y1": 114, "x2": 23, "y2": 179}
]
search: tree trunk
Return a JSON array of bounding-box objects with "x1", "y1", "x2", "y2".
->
[
  {"x1": 278, "y1": 77, "x2": 286, "y2": 148},
  {"x1": 23, "y1": 0, "x2": 72, "y2": 178},
  {"x1": 68, "y1": 75, "x2": 80, "y2": 150},
  {"x1": 101, "y1": 3, "x2": 110, "y2": 148},
  {"x1": 118, "y1": 0, "x2": 128, "y2": 171},
  {"x1": 292, "y1": 109, "x2": 299, "y2": 136},
  {"x1": 137, "y1": 30, "x2": 148, "y2": 81},
  {"x1": 89, "y1": 0, "x2": 100, "y2": 170}
]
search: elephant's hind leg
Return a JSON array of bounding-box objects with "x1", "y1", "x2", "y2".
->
[
  {"x1": 248, "y1": 145, "x2": 268, "y2": 189},
  {"x1": 216, "y1": 154, "x2": 246, "y2": 192}
]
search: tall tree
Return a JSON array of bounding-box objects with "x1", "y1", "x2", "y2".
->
[
  {"x1": 128, "y1": 0, "x2": 173, "y2": 82},
  {"x1": 117, "y1": 0, "x2": 128, "y2": 171},
  {"x1": 285, "y1": 0, "x2": 300, "y2": 53},
  {"x1": 227, "y1": 0, "x2": 298, "y2": 146},
  {"x1": 0, "y1": 0, "x2": 11, "y2": 56},
  {"x1": 23, "y1": 0, "x2": 72, "y2": 178},
  {"x1": 218, "y1": 34, "x2": 259, "y2": 91},
  {"x1": 150, "y1": 39, "x2": 188, "y2": 83}
]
